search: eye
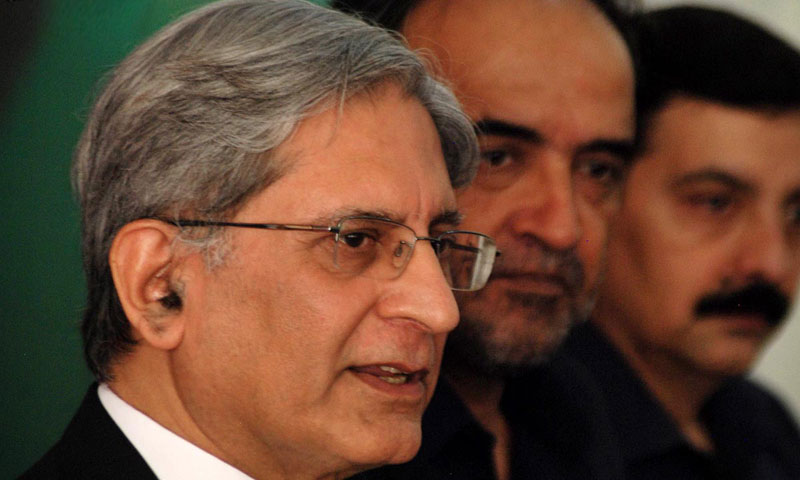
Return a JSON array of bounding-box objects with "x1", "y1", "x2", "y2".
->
[
  {"x1": 341, "y1": 230, "x2": 378, "y2": 249},
  {"x1": 786, "y1": 201, "x2": 800, "y2": 229},
  {"x1": 575, "y1": 156, "x2": 625, "y2": 203},
  {"x1": 473, "y1": 143, "x2": 527, "y2": 191},
  {"x1": 481, "y1": 149, "x2": 513, "y2": 168},
  {"x1": 687, "y1": 193, "x2": 733, "y2": 214},
  {"x1": 583, "y1": 159, "x2": 623, "y2": 183}
]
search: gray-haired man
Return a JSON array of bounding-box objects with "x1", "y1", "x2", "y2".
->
[{"x1": 21, "y1": 1, "x2": 497, "y2": 478}]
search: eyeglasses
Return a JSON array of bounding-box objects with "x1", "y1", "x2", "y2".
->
[{"x1": 154, "y1": 215, "x2": 499, "y2": 291}]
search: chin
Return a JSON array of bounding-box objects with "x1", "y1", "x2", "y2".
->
[
  {"x1": 696, "y1": 345, "x2": 762, "y2": 378},
  {"x1": 337, "y1": 420, "x2": 422, "y2": 469}
]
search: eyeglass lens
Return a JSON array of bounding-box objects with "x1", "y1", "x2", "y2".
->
[{"x1": 333, "y1": 217, "x2": 496, "y2": 291}]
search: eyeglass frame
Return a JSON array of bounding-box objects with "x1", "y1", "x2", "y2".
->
[{"x1": 148, "y1": 215, "x2": 500, "y2": 291}]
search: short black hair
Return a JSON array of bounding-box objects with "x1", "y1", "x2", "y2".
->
[
  {"x1": 331, "y1": 0, "x2": 417, "y2": 32},
  {"x1": 635, "y1": 6, "x2": 800, "y2": 128},
  {"x1": 330, "y1": 0, "x2": 638, "y2": 43}
]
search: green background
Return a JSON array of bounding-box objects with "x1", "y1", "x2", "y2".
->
[{"x1": 0, "y1": 1, "x2": 323, "y2": 477}]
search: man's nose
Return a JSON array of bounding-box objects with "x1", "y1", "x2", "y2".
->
[
  {"x1": 734, "y1": 211, "x2": 793, "y2": 285},
  {"x1": 508, "y1": 152, "x2": 581, "y2": 251},
  {"x1": 379, "y1": 241, "x2": 460, "y2": 334}
]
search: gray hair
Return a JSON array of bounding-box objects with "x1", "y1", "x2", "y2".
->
[{"x1": 75, "y1": 0, "x2": 478, "y2": 381}]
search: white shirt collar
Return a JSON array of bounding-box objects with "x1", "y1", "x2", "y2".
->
[{"x1": 98, "y1": 383, "x2": 254, "y2": 480}]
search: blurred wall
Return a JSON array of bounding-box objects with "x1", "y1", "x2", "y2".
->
[{"x1": 640, "y1": 0, "x2": 800, "y2": 423}]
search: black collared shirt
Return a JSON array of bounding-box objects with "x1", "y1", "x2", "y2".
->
[
  {"x1": 564, "y1": 323, "x2": 800, "y2": 480},
  {"x1": 352, "y1": 353, "x2": 624, "y2": 480}
]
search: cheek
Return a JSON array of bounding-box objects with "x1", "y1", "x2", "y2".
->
[
  {"x1": 782, "y1": 251, "x2": 800, "y2": 295},
  {"x1": 576, "y1": 202, "x2": 612, "y2": 285},
  {"x1": 268, "y1": 277, "x2": 379, "y2": 367},
  {"x1": 610, "y1": 215, "x2": 714, "y2": 327},
  {"x1": 201, "y1": 258, "x2": 357, "y2": 386},
  {"x1": 456, "y1": 186, "x2": 509, "y2": 233}
]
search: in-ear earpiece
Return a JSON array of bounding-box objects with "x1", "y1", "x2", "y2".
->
[{"x1": 159, "y1": 291, "x2": 182, "y2": 310}]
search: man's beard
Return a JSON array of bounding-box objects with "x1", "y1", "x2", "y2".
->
[{"x1": 445, "y1": 241, "x2": 598, "y2": 378}]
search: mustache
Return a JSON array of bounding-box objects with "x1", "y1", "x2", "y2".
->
[
  {"x1": 694, "y1": 281, "x2": 789, "y2": 326},
  {"x1": 490, "y1": 240, "x2": 584, "y2": 295}
]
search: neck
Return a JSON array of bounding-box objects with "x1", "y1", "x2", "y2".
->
[
  {"x1": 631, "y1": 355, "x2": 719, "y2": 452},
  {"x1": 111, "y1": 347, "x2": 354, "y2": 480},
  {"x1": 445, "y1": 367, "x2": 511, "y2": 480},
  {"x1": 592, "y1": 319, "x2": 721, "y2": 452},
  {"x1": 109, "y1": 348, "x2": 220, "y2": 457}
]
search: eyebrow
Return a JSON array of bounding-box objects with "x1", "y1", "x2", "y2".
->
[
  {"x1": 476, "y1": 118, "x2": 635, "y2": 164},
  {"x1": 474, "y1": 119, "x2": 542, "y2": 143},
  {"x1": 430, "y1": 210, "x2": 463, "y2": 230},
  {"x1": 323, "y1": 207, "x2": 463, "y2": 230},
  {"x1": 670, "y1": 169, "x2": 753, "y2": 192},
  {"x1": 325, "y1": 208, "x2": 395, "y2": 223},
  {"x1": 576, "y1": 139, "x2": 637, "y2": 166}
]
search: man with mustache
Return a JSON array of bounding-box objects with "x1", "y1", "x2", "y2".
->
[
  {"x1": 335, "y1": 0, "x2": 638, "y2": 479},
  {"x1": 565, "y1": 7, "x2": 800, "y2": 479}
]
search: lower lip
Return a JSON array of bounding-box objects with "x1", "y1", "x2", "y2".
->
[
  {"x1": 348, "y1": 369, "x2": 427, "y2": 400},
  {"x1": 711, "y1": 314, "x2": 773, "y2": 335}
]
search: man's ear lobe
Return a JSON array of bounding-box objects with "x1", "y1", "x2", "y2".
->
[{"x1": 109, "y1": 218, "x2": 186, "y2": 350}]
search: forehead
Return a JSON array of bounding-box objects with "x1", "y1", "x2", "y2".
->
[
  {"x1": 237, "y1": 84, "x2": 456, "y2": 225},
  {"x1": 642, "y1": 98, "x2": 800, "y2": 193},
  {"x1": 403, "y1": 0, "x2": 633, "y2": 137}
]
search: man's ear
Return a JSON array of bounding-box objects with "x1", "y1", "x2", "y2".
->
[{"x1": 109, "y1": 218, "x2": 187, "y2": 351}]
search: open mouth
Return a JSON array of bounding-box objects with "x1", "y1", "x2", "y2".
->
[
  {"x1": 349, "y1": 365, "x2": 428, "y2": 387},
  {"x1": 380, "y1": 365, "x2": 429, "y2": 384}
]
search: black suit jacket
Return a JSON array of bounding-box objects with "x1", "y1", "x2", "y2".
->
[{"x1": 20, "y1": 384, "x2": 157, "y2": 480}]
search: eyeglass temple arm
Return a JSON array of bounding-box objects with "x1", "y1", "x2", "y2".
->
[
  {"x1": 148, "y1": 217, "x2": 336, "y2": 233},
  {"x1": 446, "y1": 242, "x2": 502, "y2": 258}
]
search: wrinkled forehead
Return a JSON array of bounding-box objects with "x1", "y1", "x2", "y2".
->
[{"x1": 244, "y1": 84, "x2": 458, "y2": 230}]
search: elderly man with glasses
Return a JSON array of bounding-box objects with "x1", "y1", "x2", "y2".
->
[{"x1": 21, "y1": 1, "x2": 497, "y2": 479}]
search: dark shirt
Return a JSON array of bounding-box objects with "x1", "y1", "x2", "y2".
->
[
  {"x1": 354, "y1": 352, "x2": 624, "y2": 480},
  {"x1": 564, "y1": 323, "x2": 800, "y2": 480}
]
